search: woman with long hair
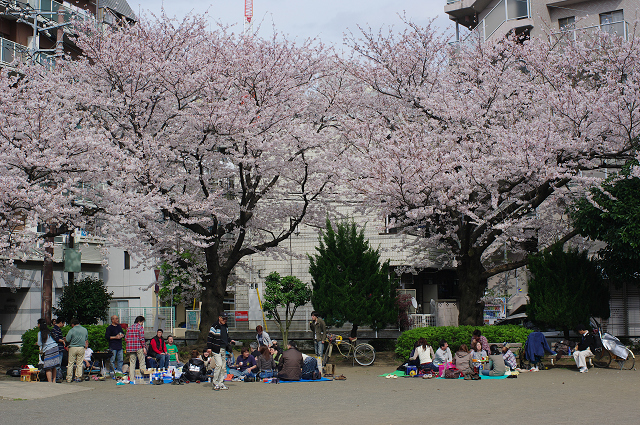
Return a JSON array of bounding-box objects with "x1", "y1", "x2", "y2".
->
[
  {"x1": 257, "y1": 345, "x2": 276, "y2": 379},
  {"x1": 408, "y1": 337, "x2": 437, "y2": 373},
  {"x1": 36, "y1": 318, "x2": 62, "y2": 382}
]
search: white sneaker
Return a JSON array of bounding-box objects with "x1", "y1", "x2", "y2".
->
[
  {"x1": 580, "y1": 367, "x2": 588, "y2": 373},
  {"x1": 219, "y1": 384, "x2": 229, "y2": 390},
  {"x1": 529, "y1": 366, "x2": 538, "y2": 372}
]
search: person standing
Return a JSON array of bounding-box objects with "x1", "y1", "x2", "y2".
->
[
  {"x1": 50, "y1": 318, "x2": 66, "y2": 382},
  {"x1": 207, "y1": 313, "x2": 235, "y2": 391},
  {"x1": 65, "y1": 318, "x2": 88, "y2": 383},
  {"x1": 256, "y1": 325, "x2": 272, "y2": 348},
  {"x1": 149, "y1": 329, "x2": 170, "y2": 369},
  {"x1": 124, "y1": 316, "x2": 147, "y2": 381},
  {"x1": 309, "y1": 312, "x2": 326, "y2": 357},
  {"x1": 574, "y1": 325, "x2": 596, "y2": 373},
  {"x1": 105, "y1": 315, "x2": 124, "y2": 373},
  {"x1": 36, "y1": 319, "x2": 62, "y2": 383}
]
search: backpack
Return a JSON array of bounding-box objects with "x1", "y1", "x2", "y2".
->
[{"x1": 444, "y1": 368, "x2": 461, "y2": 379}]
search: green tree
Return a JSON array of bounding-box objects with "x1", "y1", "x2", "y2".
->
[
  {"x1": 262, "y1": 272, "x2": 311, "y2": 347},
  {"x1": 527, "y1": 245, "x2": 610, "y2": 337},
  {"x1": 570, "y1": 163, "x2": 640, "y2": 286},
  {"x1": 308, "y1": 219, "x2": 398, "y2": 337},
  {"x1": 53, "y1": 276, "x2": 113, "y2": 325}
]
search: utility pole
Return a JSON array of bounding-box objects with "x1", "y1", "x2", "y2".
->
[
  {"x1": 244, "y1": 0, "x2": 253, "y2": 34},
  {"x1": 42, "y1": 225, "x2": 55, "y2": 325}
]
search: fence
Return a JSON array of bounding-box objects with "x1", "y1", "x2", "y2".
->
[
  {"x1": 409, "y1": 314, "x2": 436, "y2": 329},
  {"x1": 183, "y1": 309, "x2": 399, "y2": 334},
  {"x1": 106, "y1": 307, "x2": 175, "y2": 334}
]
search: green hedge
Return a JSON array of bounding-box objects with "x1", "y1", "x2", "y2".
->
[
  {"x1": 395, "y1": 325, "x2": 533, "y2": 360},
  {"x1": 21, "y1": 324, "x2": 111, "y2": 365}
]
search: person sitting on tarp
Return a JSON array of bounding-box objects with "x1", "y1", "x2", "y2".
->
[
  {"x1": 525, "y1": 331, "x2": 555, "y2": 371},
  {"x1": 182, "y1": 349, "x2": 207, "y2": 382},
  {"x1": 278, "y1": 340, "x2": 303, "y2": 381},
  {"x1": 301, "y1": 353, "x2": 321, "y2": 380},
  {"x1": 408, "y1": 338, "x2": 438, "y2": 373}
]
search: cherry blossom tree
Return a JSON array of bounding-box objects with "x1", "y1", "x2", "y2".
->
[
  {"x1": 63, "y1": 15, "x2": 341, "y2": 340},
  {"x1": 339, "y1": 21, "x2": 640, "y2": 325},
  {"x1": 0, "y1": 64, "x2": 106, "y2": 287}
]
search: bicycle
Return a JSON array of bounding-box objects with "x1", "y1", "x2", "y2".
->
[
  {"x1": 591, "y1": 324, "x2": 636, "y2": 370},
  {"x1": 322, "y1": 334, "x2": 376, "y2": 366}
]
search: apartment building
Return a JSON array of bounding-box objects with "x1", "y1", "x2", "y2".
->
[
  {"x1": 445, "y1": 0, "x2": 636, "y2": 44},
  {"x1": 1, "y1": 0, "x2": 135, "y2": 68}
]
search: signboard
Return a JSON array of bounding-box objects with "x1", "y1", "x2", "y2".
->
[
  {"x1": 235, "y1": 311, "x2": 249, "y2": 321},
  {"x1": 63, "y1": 248, "x2": 81, "y2": 273}
]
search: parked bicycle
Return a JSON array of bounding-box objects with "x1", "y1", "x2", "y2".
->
[
  {"x1": 322, "y1": 333, "x2": 376, "y2": 366},
  {"x1": 592, "y1": 322, "x2": 636, "y2": 370}
]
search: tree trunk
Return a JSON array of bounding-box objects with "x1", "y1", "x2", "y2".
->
[
  {"x1": 350, "y1": 323, "x2": 358, "y2": 338},
  {"x1": 198, "y1": 258, "x2": 228, "y2": 343},
  {"x1": 457, "y1": 253, "x2": 487, "y2": 326}
]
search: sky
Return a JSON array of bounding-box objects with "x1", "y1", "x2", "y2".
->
[{"x1": 131, "y1": 0, "x2": 454, "y2": 47}]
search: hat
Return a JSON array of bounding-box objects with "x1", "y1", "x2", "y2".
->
[{"x1": 219, "y1": 312, "x2": 229, "y2": 318}]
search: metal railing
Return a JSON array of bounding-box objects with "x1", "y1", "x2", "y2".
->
[
  {"x1": 106, "y1": 307, "x2": 175, "y2": 334},
  {"x1": 184, "y1": 309, "x2": 400, "y2": 334},
  {"x1": 409, "y1": 314, "x2": 436, "y2": 328},
  {"x1": 550, "y1": 21, "x2": 630, "y2": 45},
  {"x1": 0, "y1": 36, "x2": 55, "y2": 69},
  {"x1": 451, "y1": 0, "x2": 530, "y2": 45}
]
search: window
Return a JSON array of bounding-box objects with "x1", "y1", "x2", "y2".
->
[
  {"x1": 600, "y1": 10, "x2": 625, "y2": 35},
  {"x1": 124, "y1": 251, "x2": 130, "y2": 270},
  {"x1": 558, "y1": 16, "x2": 575, "y2": 31}
]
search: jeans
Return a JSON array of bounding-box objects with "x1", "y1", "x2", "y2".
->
[
  {"x1": 229, "y1": 368, "x2": 256, "y2": 378},
  {"x1": 155, "y1": 353, "x2": 170, "y2": 369},
  {"x1": 314, "y1": 341, "x2": 324, "y2": 357},
  {"x1": 110, "y1": 349, "x2": 124, "y2": 373},
  {"x1": 259, "y1": 370, "x2": 275, "y2": 379}
]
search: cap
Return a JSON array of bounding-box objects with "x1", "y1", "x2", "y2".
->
[{"x1": 219, "y1": 312, "x2": 229, "y2": 318}]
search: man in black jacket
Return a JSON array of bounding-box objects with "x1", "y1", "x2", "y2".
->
[
  {"x1": 207, "y1": 313, "x2": 236, "y2": 391},
  {"x1": 573, "y1": 325, "x2": 596, "y2": 373}
]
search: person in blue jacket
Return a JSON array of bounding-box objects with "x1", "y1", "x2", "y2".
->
[{"x1": 525, "y1": 331, "x2": 555, "y2": 371}]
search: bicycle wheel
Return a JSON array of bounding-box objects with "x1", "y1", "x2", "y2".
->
[
  {"x1": 615, "y1": 349, "x2": 635, "y2": 370},
  {"x1": 354, "y1": 343, "x2": 375, "y2": 366},
  {"x1": 592, "y1": 349, "x2": 612, "y2": 368}
]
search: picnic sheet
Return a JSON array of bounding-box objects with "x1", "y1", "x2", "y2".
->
[
  {"x1": 380, "y1": 370, "x2": 509, "y2": 380},
  {"x1": 279, "y1": 377, "x2": 332, "y2": 382}
]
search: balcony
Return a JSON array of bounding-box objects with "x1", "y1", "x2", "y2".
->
[
  {"x1": 550, "y1": 21, "x2": 630, "y2": 45},
  {"x1": 451, "y1": 0, "x2": 532, "y2": 44},
  {"x1": 444, "y1": 0, "x2": 494, "y2": 23},
  {"x1": 0, "y1": 36, "x2": 55, "y2": 69}
]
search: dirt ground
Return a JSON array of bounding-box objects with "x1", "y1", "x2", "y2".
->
[{"x1": 1, "y1": 352, "x2": 639, "y2": 425}]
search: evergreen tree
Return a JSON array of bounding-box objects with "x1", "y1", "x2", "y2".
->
[
  {"x1": 570, "y1": 162, "x2": 640, "y2": 286},
  {"x1": 527, "y1": 246, "x2": 610, "y2": 337},
  {"x1": 53, "y1": 276, "x2": 113, "y2": 325},
  {"x1": 308, "y1": 219, "x2": 398, "y2": 337}
]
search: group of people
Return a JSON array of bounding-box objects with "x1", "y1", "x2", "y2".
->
[{"x1": 202, "y1": 312, "x2": 321, "y2": 390}]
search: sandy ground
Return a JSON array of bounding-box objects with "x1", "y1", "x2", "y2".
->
[{"x1": 0, "y1": 363, "x2": 638, "y2": 425}]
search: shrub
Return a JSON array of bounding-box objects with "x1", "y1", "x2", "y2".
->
[
  {"x1": 395, "y1": 325, "x2": 533, "y2": 360},
  {"x1": 21, "y1": 324, "x2": 111, "y2": 365},
  {"x1": 0, "y1": 344, "x2": 19, "y2": 355}
]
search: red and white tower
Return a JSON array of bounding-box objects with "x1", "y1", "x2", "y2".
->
[{"x1": 244, "y1": 0, "x2": 253, "y2": 34}]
